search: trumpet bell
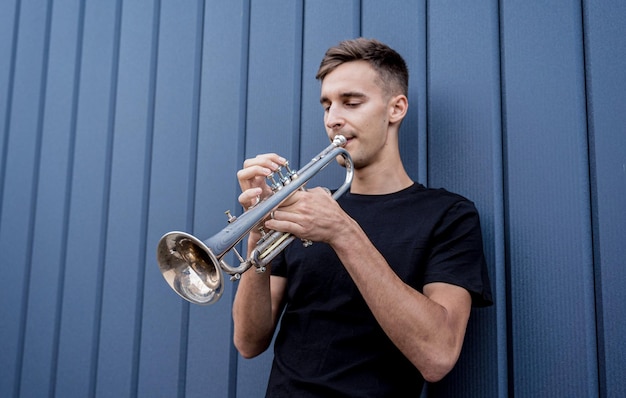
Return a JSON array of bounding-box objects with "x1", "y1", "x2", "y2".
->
[{"x1": 157, "y1": 231, "x2": 224, "y2": 305}]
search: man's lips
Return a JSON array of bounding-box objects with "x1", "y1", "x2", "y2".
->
[
  {"x1": 330, "y1": 134, "x2": 355, "y2": 149},
  {"x1": 334, "y1": 135, "x2": 354, "y2": 144}
]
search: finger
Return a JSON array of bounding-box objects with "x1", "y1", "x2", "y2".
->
[
  {"x1": 236, "y1": 165, "x2": 273, "y2": 182},
  {"x1": 264, "y1": 217, "x2": 295, "y2": 235},
  {"x1": 237, "y1": 155, "x2": 289, "y2": 193},
  {"x1": 264, "y1": 212, "x2": 311, "y2": 242},
  {"x1": 238, "y1": 187, "x2": 263, "y2": 209},
  {"x1": 276, "y1": 189, "x2": 302, "y2": 208},
  {"x1": 306, "y1": 186, "x2": 330, "y2": 194},
  {"x1": 268, "y1": 206, "x2": 303, "y2": 225},
  {"x1": 242, "y1": 153, "x2": 287, "y2": 170}
]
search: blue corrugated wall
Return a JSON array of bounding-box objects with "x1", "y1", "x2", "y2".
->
[{"x1": 1, "y1": 1, "x2": 624, "y2": 397}]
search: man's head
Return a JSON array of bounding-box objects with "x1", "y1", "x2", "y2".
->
[
  {"x1": 317, "y1": 39, "x2": 409, "y2": 172},
  {"x1": 316, "y1": 38, "x2": 409, "y2": 99}
]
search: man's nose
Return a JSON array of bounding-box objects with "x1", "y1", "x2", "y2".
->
[{"x1": 325, "y1": 106, "x2": 345, "y2": 130}]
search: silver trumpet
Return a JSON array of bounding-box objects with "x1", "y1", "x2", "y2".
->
[{"x1": 156, "y1": 135, "x2": 353, "y2": 305}]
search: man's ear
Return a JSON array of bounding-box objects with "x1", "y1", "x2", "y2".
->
[{"x1": 388, "y1": 94, "x2": 408, "y2": 124}]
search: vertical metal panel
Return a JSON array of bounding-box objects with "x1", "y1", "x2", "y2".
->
[
  {"x1": 53, "y1": 0, "x2": 121, "y2": 396},
  {"x1": 94, "y1": 0, "x2": 157, "y2": 396},
  {"x1": 0, "y1": 0, "x2": 51, "y2": 396},
  {"x1": 501, "y1": 2, "x2": 597, "y2": 396},
  {"x1": 19, "y1": 0, "x2": 82, "y2": 397},
  {"x1": 425, "y1": 1, "x2": 503, "y2": 397},
  {"x1": 185, "y1": 1, "x2": 250, "y2": 397},
  {"x1": 583, "y1": 1, "x2": 626, "y2": 397},
  {"x1": 0, "y1": 0, "x2": 19, "y2": 197},
  {"x1": 244, "y1": 0, "x2": 301, "y2": 157},
  {"x1": 137, "y1": 1, "x2": 204, "y2": 396},
  {"x1": 236, "y1": 2, "x2": 304, "y2": 396}
]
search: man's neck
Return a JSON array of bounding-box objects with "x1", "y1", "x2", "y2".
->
[{"x1": 349, "y1": 162, "x2": 413, "y2": 195}]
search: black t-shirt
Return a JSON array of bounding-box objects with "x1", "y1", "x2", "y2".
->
[{"x1": 266, "y1": 183, "x2": 493, "y2": 397}]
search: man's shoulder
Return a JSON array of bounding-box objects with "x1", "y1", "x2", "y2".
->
[{"x1": 413, "y1": 184, "x2": 476, "y2": 209}]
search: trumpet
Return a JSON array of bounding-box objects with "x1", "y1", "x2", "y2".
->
[{"x1": 156, "y1": 135, "x2": 353, "y2": 305}]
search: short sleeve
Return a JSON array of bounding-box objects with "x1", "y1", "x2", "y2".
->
[{"x1": 423, "y1": 200, "x2": 493, "y2": 307}]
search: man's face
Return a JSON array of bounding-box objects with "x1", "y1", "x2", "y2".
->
[{"x1": 320, "y1": 61, "x2": 393, "y2": 169}]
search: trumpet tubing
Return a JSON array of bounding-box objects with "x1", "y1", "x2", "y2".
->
[{"x1": 157, "y1": 135, "x2": 353, "y2": 305}]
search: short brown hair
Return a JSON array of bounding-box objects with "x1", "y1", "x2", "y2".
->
[{"x1": 316, "y1": 38, "x2": 409, "y2": 97}]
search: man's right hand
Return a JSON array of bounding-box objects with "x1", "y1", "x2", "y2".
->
[{"x1": 236, "y1": 153, "x2": 288, "y2": 248}]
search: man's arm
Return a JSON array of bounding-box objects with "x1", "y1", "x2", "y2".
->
[
  {"x1": 231, "y1": 153, "x2": 290, "y2": 359},
  {"x1": 232, "y1": 262, "x2": 286, "y2": 358},
  {"x1": 332, "y1": 220, "x2": 472, "y2": 382}
]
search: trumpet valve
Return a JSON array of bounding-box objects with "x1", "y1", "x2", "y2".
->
[
  {"x1": 278, "y1": 161, "x2": 297, "y2": 185},
  {"x1": 267, "y1": 172, "x2": 282, "y2": 192},
  {"x1": 267, "y1": 161, "x2": 298, "y2": 191},
  {"x1": 225, "y1": 210, "x2": 237, "y2": 223},
  {"x1": 284, "y1": 162, "x2": 298, "y2": 182},
  {"x1": 277, "y1": 168, "x2": 290, "y2": 186}
]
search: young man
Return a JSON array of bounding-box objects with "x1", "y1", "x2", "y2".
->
[{"x1": 233, "y1": 38, "x2": 492, "y2": 397}]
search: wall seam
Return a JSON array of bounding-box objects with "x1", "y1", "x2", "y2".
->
[
  {"x1": 294, "y1": 0, "x2": 304, "y2": 166},
  {"x1": 132, "y1": 0, "x2": 161, "y2": 395},
  {"x1": 494, "y1": 0, "x2": 510, "y2": 397},
  {"x1": 90, "y1": 0, "x2": 123, "y2": 395},
  {"x1": 496, "y1": 1, "x2": 515, "y2": 397},
  {"x1": 15, "y1": 0, "x2": 54, "y2": 396},
  {"x1": 0, "y1": 1, "x2": 21, "y2": 224},
  {"x1": 51, "y1": 0, "x2": 86, "y2": 395},
  {"x1": 424, "y1": 0, "x2": 430, "y2": 187},
  {"x1": 579, "y1": 0, "x2": 603, "y2": 397},
  {"x1": 229, "y1": 1, "x2": 252, "y2": 397}
]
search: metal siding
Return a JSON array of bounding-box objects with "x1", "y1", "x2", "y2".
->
[
  {"x1": 501, "y1": 2, "x2": 597, "y2": 396},
  {"x1": 54, "y1": 0, "x2": 121, "y2": 396},
  {"x1": 185, "y1": 0, "x2": 250, "y2": 397},
  {"x1": 0, "y1": 0, "x2": 19, "y2": 206},
  {"x1": 244, "y1": 0, "x2": 301, "y2": 158},
  {"x1": 94, "y1": 0, "x2": 157, "y2": 396},
  {"x1": 0, "y1": 0, "x2": 52, "y2": 396},
  {"x1": 137, "y1": 1, "x2": 203, "y2": 396},
  {"x1": 583, "y1": 1, "x2": 626, "y2": 397},
  {"x1": 19, "y1": 0, "x2": 82, "y2": 397},
  {"x1": 425, "y1": 2, "x2": 503, "y2": 397}
]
